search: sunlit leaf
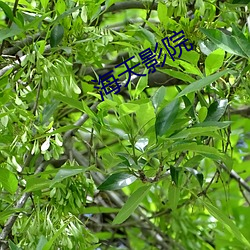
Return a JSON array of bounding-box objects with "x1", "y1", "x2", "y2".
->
[
  {"x1": 157, "y1": 2, "x2": 168, "y2": 24},
  {"x1": 205, "y1": 49, "x2": 225, "y2": 75},
  {"x1": 119, "y1": 103, "x2": 140, "y2": 115},
  {"x1": 151, "y1": 86, "x2": 166, "y2": 111},
  {"x1": 155, "y1": 98, "x2": 179, "y2": 137},
  {"x1": 198, "y1": 106, "x2": 208, "y2": 122},
  {"x1": 98, "y1": 172, "x2": 137, "y2": 191},
  {"x1": 205, "y1": 99, "x2": 228, "y2": 122},
  {"x1": 134, "y1": 68, "x2": 148, "y2": 98},
  {"x1": 200, "y1": 28, "x2": 247, "y2": 58},
  {"x1": 0, "y1": 168, "x2": 18, "y2": 194},
  {"x1": 177, "y1": 70, "x2": 231, "y2": 97},
  {"x1": 51, "y1": 166, "x2": 86, "y2": 186}
]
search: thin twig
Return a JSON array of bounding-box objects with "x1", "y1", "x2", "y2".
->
[
  {"x1": 141, "y1": 0, "x2": 156, "y2": 28},
  {"x1": 2, "y1": 32, "x2": 46, "y2": 56},
  {"x1": 63, "y1": 102, "x2": 99, "y2": 141},
  {"x1": 239, "y1": 184, "x2": 250, "y2": 206},
  {"x1": 219, "y1": 163, "x2": 250, "y2": 193},
  {"x1": 0, "y1": 161, "x2": 49, "y2": 241},
  {"x1": 0, "y1": 0, "x2": 20, "y2": 55},
  {"x1": 0, "y1": 45, "x2": 51, "y2": 78},
  {"x1": 32, "y1": 80, "x2": 42, "y2": 115}
]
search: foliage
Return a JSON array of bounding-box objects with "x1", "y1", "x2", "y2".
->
[{"x1": 0, "y1": 0, "x2": 250, "y2": 249}]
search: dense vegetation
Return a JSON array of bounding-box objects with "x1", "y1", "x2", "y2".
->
[{"x1": 0, "y1": 0, "x2": 250, "y2": 249}]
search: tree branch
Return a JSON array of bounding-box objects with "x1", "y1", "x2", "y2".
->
[
  {"x1": 2, "y1": 32, "x2": 46, "y2": 56},
  {"x1": 219, "y1": 163, "x2": 250, "y2": 193},
  {"x1": 63, "y1": 102, "x2": 99, "y2": 141},
  {"x1": 102, "y1": 2, "x2": 158, "y2": 14},
  {"x1": 0, "y1": 45, "x2": 51, "y2": 78}
]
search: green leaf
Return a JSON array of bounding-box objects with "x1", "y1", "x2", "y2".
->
[
  {"x1": 234, "y1": 35, "x2": 250, "y2": 58},
  {"x1": 170, "y1": 166, "x2": 181, "y2": 186},
  {"x1": 53, "y1": 92, "x2": 84, "y2": 112},
  {"x1": 54, "y1": 5, "x2": 83, "y2": 24},
  {"x1": 134, "y1": 68, "x2": 148, "y2": 98},
  {"x1": 25, "y1": 12, "x2": 52, "y2": 30},
  {"x1": 0, "y1": 25, "x2": 23, "y2": 42},
  {"x1": 0, "y1": 209, "x2": 23, "y2": 223},
  {"x1": 200, "y1": 28, "x2": 247, "y2": 58},
  {"x1": 112, "y1": 185, "x2": 151, "y2": 224},
  {"x1": 24, "y1": 177, "x2": 51, "y2": 192},
  {"x1": 98, "y1": 172, "x2": 137, "y2": 191},
  {"x1": 9, "y1": 241, "x2": 21, "y2": 250},
  {"x1": 176, "y1": 70, "x2": 231, "y2": 98},
  {"x1": 181, "y1": 50, "x2": 200, "y2": 65},
  {"x1": 0, "y1": 168, "x2": 18, "y2": 194},
  {"x1": 0, "y1": 1, "x2": 14, "y2": 21},
  {"x1": 205, "y1": 49, "x2": 225, "y2": 75},
  {"x1": 42, "y1": 223, "x2": 69, "y2": 250},
  {"x1": 170, "y1": 126, "x2": 220, "y2": 139},
  {"x1": 203, "y1": 201, "x2": 250, "y2": 248},
  {"x1": 137, "y1": 27, "x2": 155, "y2": 47},
  {"x1": 198, "y1": 106, "x2": 208, "y2": 122},
  {"x1": 80, "y1": 206, "x2": 120, "y2": 214},
  {"x1": 168, "y1": 182, "x2": 180, "y2": 210},
  {"x1": 41, "y1": 101, "x2": 60, "y2": 125},
  {"x1": 155, "y1": 99, "x2": 179, "y2": 137},
  {"x1": 151, "y1": 86, "x2": 166, "y2": 111},
  {"x1": 105, "y1": 0, "x2": 117, "y2": 9},
  {"x1": 81, "y1": 100, "x2": 97, "y2": 119},
  {"x1": 157, "y1": 2, "x2": 168, "y2": 24},
  {"x1": 183, "y1": 155, "x2": 203, "y2": 168},
  {"x1": 119, "y1": 103, "x2": 140, "y2": 115},
  {"x1": 205, "y1": 99, "x2": 228, "y2": 122},
  {"x1": 50, "y1": 24, "x2": 64, "y2": 47},
  {"x1": 194, "y1": 121, "x2": 231, "y2": 129},
  {"x1": 185, "y1": 167, "x2": 204, "y2": 187},
  {"x1": 159, "y1": 68, "x2": 195, "y2": 83},
  {"x1": 36, "y1": 236, "x2": 48, "y2": 250},
  {"x1": 170, "y1": 143, "x2": 229, "y2": 165},
  {"x1": 199, "y1": 39, "x2": 218, "y2": 55},
  {"x1": 51, "y1": 166, "x2": 86, "y2": 186},
  {"x1": 230, "y1": 25, "x2": 250, "y2": 57},
  {"x1": 34, "y1": 125, "x2": 78, "y2": 140},
  {"x1": 232, "y1": 24, "x2": 247, "y2": 40},
  {"x1": 178, "y1": 60, "x2": 203, "y2": 77},
  {"x1": 40, "y1": 0, "x2": 49, "y2": 9},
  {"x1": 178, "y1": 92, "x2": 195, "y2": 119}
]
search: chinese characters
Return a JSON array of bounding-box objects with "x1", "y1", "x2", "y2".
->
[{"x1": 91, "y1": 30, "x2": 193, "y2": 101}]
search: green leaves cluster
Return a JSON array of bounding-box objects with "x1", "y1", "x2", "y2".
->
[{"x1": 1, "y1": 0, "x2": 250, "y2": 249}]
